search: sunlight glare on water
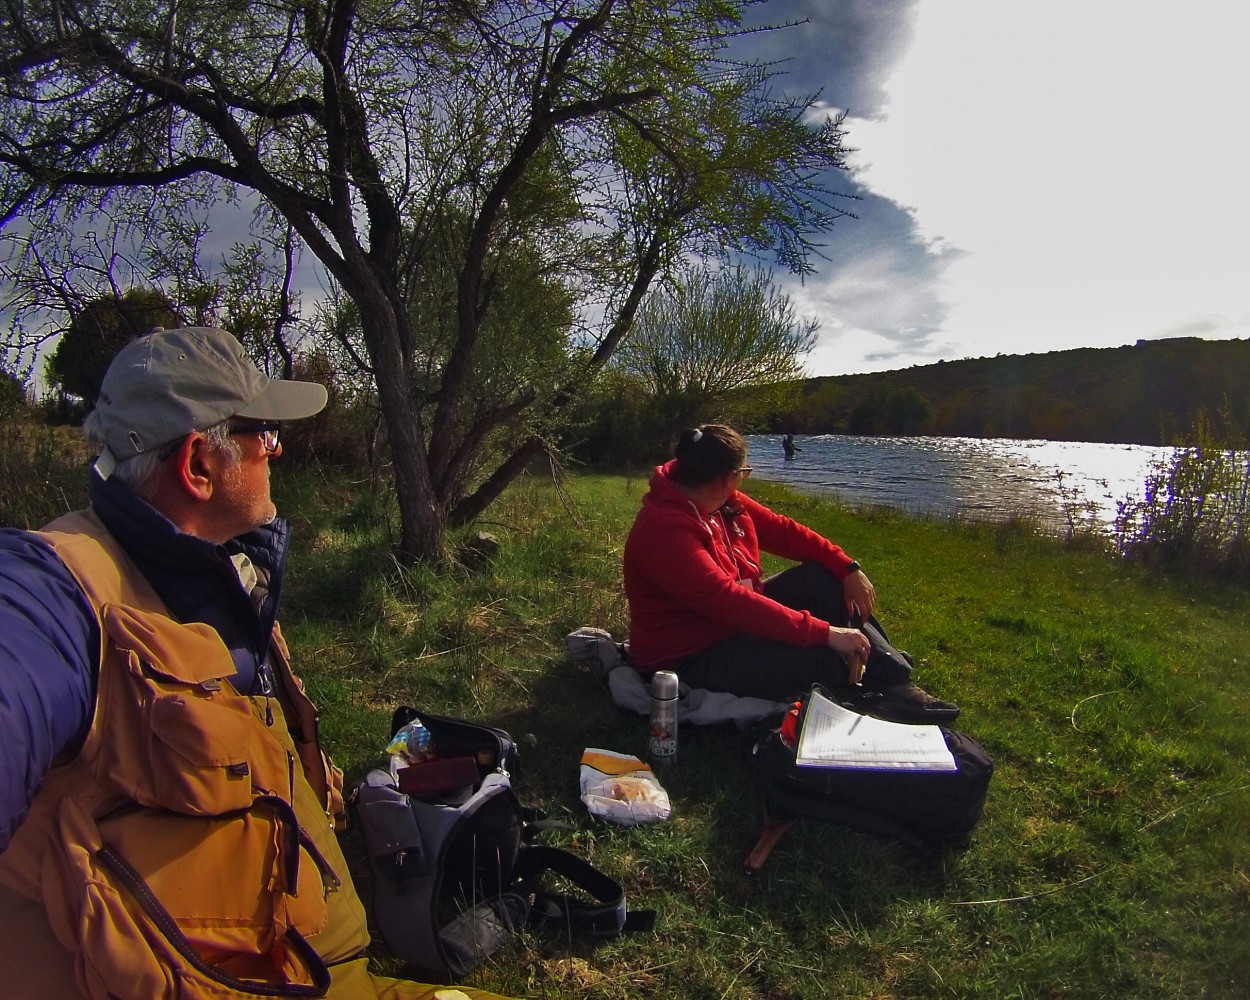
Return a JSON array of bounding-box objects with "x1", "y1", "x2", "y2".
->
[{"x1": 745, "y1": 435, "x2": 1173, "y2": 532}]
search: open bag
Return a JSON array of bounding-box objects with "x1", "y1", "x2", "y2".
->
[
  {"x1": 746, "y1": 686, "x2": 994, "y2": 871},
  {"x1": 352, "y1": 707, "x2": 653, "y2": 980}
]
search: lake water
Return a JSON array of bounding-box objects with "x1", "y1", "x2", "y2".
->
[{"x1": 745, "y1": 434, "x2": 1175, "y2": 533}]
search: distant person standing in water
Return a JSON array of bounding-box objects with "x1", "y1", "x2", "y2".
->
[
  {"x1": 623, "y1": 423, "x2": 959, "y2": 721},
  {"x1": 782, "y1": 433, "x2": 798, "y2": 460}
]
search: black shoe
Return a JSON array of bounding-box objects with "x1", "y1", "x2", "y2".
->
[
  {"x1": 835, "y1": 687, "x2": 884, "y2": 714},
  {"x1": 870, "y1": 681, "x2": 960, "y2": 725}
]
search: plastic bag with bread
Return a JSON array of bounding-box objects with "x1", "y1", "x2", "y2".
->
[{"x1": 579, "y1": 748, "x2": 672, "y2": 825}]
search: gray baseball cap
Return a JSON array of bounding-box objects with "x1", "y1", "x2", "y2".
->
[{"x1": 93, "y1": 326, "x2": 328, "y2": 461}]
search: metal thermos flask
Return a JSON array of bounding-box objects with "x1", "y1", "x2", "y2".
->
[{"x1": 648, "y1": 670, "x2": 679, "y2": 765}]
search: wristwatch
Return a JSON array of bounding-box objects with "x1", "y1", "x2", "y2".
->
[{"x1": 845, "y1": 560, "x2": 861, "y2": 574}]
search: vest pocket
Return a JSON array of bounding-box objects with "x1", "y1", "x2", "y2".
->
[
  {"x1": 53, "y1": 796, "x2": 334, "y2": 999},
  {"x1": 99, "y1": 603, "x2": 289, "y2": 815},
  {"x1": 146, "y1": 687, "x2": 256, "y2": 812}
]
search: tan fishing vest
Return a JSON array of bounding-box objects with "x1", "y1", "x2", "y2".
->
[{"x1": 0, "y1": 510, "x2": 510, "y2": 1000}]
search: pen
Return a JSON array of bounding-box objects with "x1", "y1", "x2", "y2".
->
[{"x1": 847, "y1": 604, "x2": 867, "y2": 685}]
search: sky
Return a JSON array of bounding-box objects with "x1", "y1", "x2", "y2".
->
[
  {"x1": 744, "y1": 1, "x2": 1250, "y2": 377},
  {"x1": 18, "y1": 2, "x2": 1243, "y2": 387}
]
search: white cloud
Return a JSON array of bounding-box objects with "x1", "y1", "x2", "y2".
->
[
  {"x1": 1146, "y1": 313, "x2": 1250, "y2": 343},
  {"x1": 796, "y1": 0, "x2": 1250, "y2": 373}
]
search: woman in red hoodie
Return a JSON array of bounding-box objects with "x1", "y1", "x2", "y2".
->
[{"x1": 623, "y1": 424, "x2": 958, "y2": 723}]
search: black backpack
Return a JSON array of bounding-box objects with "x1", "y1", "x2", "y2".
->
[
  {"x1": 748, "y1": 688, "x2": 994, "y2": 867},
  {"x1": 352, "y1": 707, "x2": 652, "y2": 980}
]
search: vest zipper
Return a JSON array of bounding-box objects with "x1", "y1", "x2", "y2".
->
[
  {"x1": 283, "y1": 750, "x2": 341, "y2": 896},
  {"x1": 96, "y1": 844, "x2": 331, "y2": 997}
]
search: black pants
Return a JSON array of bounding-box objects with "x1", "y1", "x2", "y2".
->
[{"x1": 675, "y1": 562, "x2": 913, "y2": 701}]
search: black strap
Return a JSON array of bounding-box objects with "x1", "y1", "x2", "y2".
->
[
  {"x1": 521, "y1": 811, "x2": 574, "y2": 840},
  {"x1": 514, "y1": 844, "x2": 655, "y2": 937}
]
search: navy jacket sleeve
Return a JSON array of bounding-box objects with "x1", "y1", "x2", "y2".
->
[{"x1": 0, "y1": 529, "x2": 97, "y2": 852}]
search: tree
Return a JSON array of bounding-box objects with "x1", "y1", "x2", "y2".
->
[
  {"x1": 1, "y1": 1, "x2": 852, "y2": 561},
  {"x1": 45, "y1": 288, "x2": 183, "y2": 407},
  {"x1": 0, "y1": 367, "x2": 23, "y2": 419},
  {"x1": 218, "y1": 229, "x2": 304, "y2": 381},
  {"x1": 321, "y1": 203, "x2": 578, "y2": 499},
  {"x1": 879, "y1": 386, "x2": 931, "y2": 435},
  {"x1": 611, "y1": 262, "x2": 816, "y2": 435},
  {"x1": 848, "y1": 386, "x2": 931, "y2": 436}
]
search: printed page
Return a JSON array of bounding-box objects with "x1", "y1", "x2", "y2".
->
[{"x1": 795, "y1": 688, "x2": 957, "y2": 771}]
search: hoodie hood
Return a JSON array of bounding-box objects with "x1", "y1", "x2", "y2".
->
[{"x1": 642, "y1": 460, "x2": 740, "y2": 516}]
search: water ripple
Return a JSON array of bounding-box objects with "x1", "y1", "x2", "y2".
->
[{"x1": 746, "y1": 434, "x2": 1172, "y2": 531}]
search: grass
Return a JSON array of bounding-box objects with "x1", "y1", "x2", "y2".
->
[
  {"x1": 0, "y1": 415, "x2": 93, "y2": 528},
  {"x1": 267, "y1": 466, "x2": 1250, "y2": 1000}
]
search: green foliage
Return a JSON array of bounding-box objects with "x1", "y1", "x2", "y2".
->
[
  {"x1": 277, "y1": 348, "x2": 384, "y2": 475},
  {"x1": 848, "y1": 385, "x2": 932, "y2": 435},
  {"x1": 44, "y1": 288, "x2": 183, "y2": 407},
  {"x1": 405, "y1": 204, "x2": 577, "y2": 495},
  {"x1": 576, "y1": 263, "x2": 813, "y2": 464},
  {"x1": 0, "y1": 0, "x2": 852, "y2": 562},
  {"x1": 772, "y1": 378, "x2": 851, "y2": 434},
  {"x1": 1114, "y1": 409, "x2": 1250, "y2": 578},
  {"x1": 562, "y1": 366, "x2": 667, "y2": 470},
  {"x1": 269, "y1": 470, "x2": 1250, "y2": 1000},
  {"x1": 311, "y1": 202, "x2": 581, "y2": 498},
  {"x1": 0, "y1": 368, "x2": 25, "y2": 419},
  {"x1": 616, "y1": 262, "x2": 814, "y2": 415},
  {"x1": 217, "y1": 237, "x2": 304, "y2": 380},
  {"x1": 774, "y1": 337, "x2": 1250, "y2": 446}
]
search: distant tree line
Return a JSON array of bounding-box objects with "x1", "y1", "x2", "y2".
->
[{"x1": 758, "y1": 338, "x2": 1250, "y2": 446}]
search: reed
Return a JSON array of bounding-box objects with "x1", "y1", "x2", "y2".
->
[{"x1": 1114, "y1": 416, "x2": 1250, "y2": 579}]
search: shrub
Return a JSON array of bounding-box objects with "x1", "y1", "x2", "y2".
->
[
  {"x1": 1114, "y1": 412, "x2": 1250, "y2": 580},
  {"x1": 0, "y1": 414, "x2": 91, "y2": 528}
]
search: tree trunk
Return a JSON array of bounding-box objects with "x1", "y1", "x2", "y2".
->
[
  {"x1": 449, "y1": 437, "x2": 545, "y2": 528},
  {"x1": 381, "y1": 368, "x2": 444, "y2": 562},
  {"x1": 355, "y1": 290, "x2": 445, "y2": 562}
]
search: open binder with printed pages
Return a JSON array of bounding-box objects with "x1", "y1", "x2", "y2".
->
[{"x1": 797, "y1": 687, "x2": 958, "y2": 771}]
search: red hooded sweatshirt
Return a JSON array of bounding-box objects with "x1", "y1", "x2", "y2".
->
[{"x1": 623, "y1": 460, "x2": 859, "y2": 671}]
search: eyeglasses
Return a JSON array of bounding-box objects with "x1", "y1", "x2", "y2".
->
[
  {"x1": 230, "y1": 421, "x2": 281, "y2": 455},
  {"x1": 156, "y1": 421, "x2": 282, "y2": 461},
  {"x1": 736, "y1": 466, "x2": 753, "y2": 479}
]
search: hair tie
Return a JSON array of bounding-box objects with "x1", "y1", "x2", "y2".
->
[{"x1": 691, "y1": 428, "x2": 703, "y2": 442}]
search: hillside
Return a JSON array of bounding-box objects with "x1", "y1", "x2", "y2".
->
[{"x1": 773, "y1": 336, "x2": 1250, "y2": 445}]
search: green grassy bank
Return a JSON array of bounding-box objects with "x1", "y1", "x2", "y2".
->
[{"x1": 275, "y1": 468, "x2": 1249, "y2": 1000}]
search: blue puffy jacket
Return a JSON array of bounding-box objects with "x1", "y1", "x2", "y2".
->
[{"x1": 0, "y1": 469, "x2": 290, "y2": 851}]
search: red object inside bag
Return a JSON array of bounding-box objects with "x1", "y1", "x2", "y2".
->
[{"x1": 397, "y1": 755, "x2": 481, "y2": 797}]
